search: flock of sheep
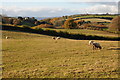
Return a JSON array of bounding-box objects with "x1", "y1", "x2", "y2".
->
[
  {"x1": 52, "y1": 36, "x2": 102, "y2": 50},
  {"x1": 5, "y1": 35, "x2": 102, "y2": 50}
]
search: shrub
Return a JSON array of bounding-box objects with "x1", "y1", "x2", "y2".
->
[
  {"x1": 22, "y1": 25, "x2": 30, "y2": 28},
  {"x1": 82, "y1": 23, "x2": 91, "y2": 29},
  {"x1": 75, "y1": 20, "x2": 85, "y2": 26},
  {"x1": 13, "y1": 19, "x2": 21, "y2": 25},
  {"x1": 35, "y1": 24, "x2": 55, "y2": 28}
]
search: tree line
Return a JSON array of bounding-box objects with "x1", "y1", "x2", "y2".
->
[{"x1": 1, "y1": 14, "x2": 120, "y2": 33}]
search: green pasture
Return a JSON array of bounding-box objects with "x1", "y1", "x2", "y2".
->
[
  {"x1": 2, "y1": 30, "x2": 119, "y2": 78},
  {"x1": 82, "y1": 18, "x2": 111, "y2": 22},
  {"x1": 74, "y1": 15, "x2": 116, "y2": 19},
  {"x1": 41, "y1": 28, "x2": 118, "y2": 38}
]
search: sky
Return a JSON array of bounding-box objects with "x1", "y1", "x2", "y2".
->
[{"x1": 0, "y1": 0, "x2": 119, "y2": 17}]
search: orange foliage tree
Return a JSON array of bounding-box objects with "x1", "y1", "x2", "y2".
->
[
  {"x1": 63, "y1": 18, "x2": 77, "y2": 29},
  {"x1": 35, "y1": 24, "x2": 55, "y2": 29},
  {"x1": 50, "y1": 18, "x2": 60, "y2": 25}
]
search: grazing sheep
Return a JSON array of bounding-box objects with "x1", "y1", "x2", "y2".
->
[
  {"x1": 89, "y1": 40, "x2": 94, "y2": 45},
  {"x1": 5, "y1": 36, "x2": 9, "y2": 39},
  {"x1": 89, "y1": 40, "x2": 102, "y2": 50},
  {"x1": 52, "y1": 37, "x2": 56, "y2": 40},
  {"x1": 52, "y1": 36, "x2": 61, "y2": 43},
  {"x1": 56, "y1": 37, "x2": 60, "y2": 40},
  {"x1": 52, "y1": 37, "x2": 60, "y2": 40}
]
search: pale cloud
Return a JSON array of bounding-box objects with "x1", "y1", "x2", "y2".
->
[
  {"x1": 83, "y1": 4, "x2": 118, "y2": 14},
  {"x1": 1, "y1": 1, "x2": 118, "y2": 17},
  {"x1": 1, "y1": 0, "x2": 119, "y2": 2},
  {"x1": 69, "y1": 0, "x2": 119, "y2": 2},
  {"x1": 1, "y1": 6, "x2": 74, "y2": 17},
  {"x1": 1, "y1": 4, "x2": 118, "y2": 17},
  {"x1": 1, "y1": 0, "x2": 66, "y2": 2}
]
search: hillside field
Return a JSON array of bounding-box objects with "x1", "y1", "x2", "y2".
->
[
  {"x1": 82, "y1": 18, "x2": 111, "y2": 22},
  {"x1": 41, "y1": 28, "x2": 118, "y2": 38},
  {"x1": 74, "y1": 15, "x2": 116, "y2": 19},
  {"x1": 2, "y1": 30, "x2": 119, "y2": 78}
]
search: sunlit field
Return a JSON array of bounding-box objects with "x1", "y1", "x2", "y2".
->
[
  {"x1": 82, "y1": 18, "x2": 111, "y2": 22},
  {"x1": 41, "y1": 28, "x2": 118, "y2": 38},
  {"x1": 2, "y1": 30, "x2": 119, "y2": 78}
]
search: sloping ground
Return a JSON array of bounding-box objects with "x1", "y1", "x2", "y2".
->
[
  {"x1": 2, "y1": 30, "x2": 119, "y2": 78},
  {"x1": 82, "y1": 18, "x2": 111, "y2": 22},
  {"x1": 74, "y1": 15, "x2": 115, "y2": 20},
  {"x1": 47, "y1": 28, "x2": 118, "y2": 38},
  {"x1": 2, "y1": 25, "x2": 120, "y2": 40}
]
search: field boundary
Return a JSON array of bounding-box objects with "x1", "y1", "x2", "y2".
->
[{"x1": 1, "y1": 25, "x2": 120, "y2": 41}]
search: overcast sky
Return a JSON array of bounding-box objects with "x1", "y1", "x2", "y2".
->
[{"x1": 0, "y1": 0, "x2": 119, "y2": 17}]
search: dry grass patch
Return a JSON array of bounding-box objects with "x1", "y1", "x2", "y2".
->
[{"x1": 2, "y1": 30, "x2": 119, "y2": 78}]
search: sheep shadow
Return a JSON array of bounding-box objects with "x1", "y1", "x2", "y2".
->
[{"x1": 107, "y1": 47, "x2": 120, "y2": 50}]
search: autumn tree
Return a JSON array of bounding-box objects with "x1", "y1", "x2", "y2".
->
[
  {"x1": 35, "y1": 24, "x2": 55, "y2": 29},
  {"x1": 13, "y1": 19, "x2": 21, "y2": 25},
  {"x1": 63, "y1": 18, "x2": 77, "y2": 29},
  {"x1": 2, "y1": 17, "x2": 14, "y2": 24},
  {"x1": 49, "y1": 17, "x2": 66, "y2": 27},
  {"x1": 41, "y1": 18, "x2": 51, "y2": 23},
  {"x1": 75, "y1": 20, "x2": 85, "y2": 26},
  {"x1": 50, "y1": 18, "x2": 60, "y2": 25},
  {"x1": 109, "y1": 16, "x2": 120, "y2": 33}
]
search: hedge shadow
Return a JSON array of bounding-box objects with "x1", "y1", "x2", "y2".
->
[{"x1": 1, "y1": 25, "x2": 120, "y2": 41}]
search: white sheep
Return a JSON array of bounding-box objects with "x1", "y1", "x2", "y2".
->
[
  {"x1": 52, "y1": 36, "x2": 61, "y2": 43},
  {"x1": 52, "y1": 37, "x2": 56, "y2": 40},
  {"x1": 89, "y1": 40, "x2": 102, "y2": 50},
  {"x1": 56, "y1": 37, "x2": 60, "y2": 40},
  {"x1": 52, "y1": 37, "x2": 60, "y2": 40},
  {"x1": 5, "y1": 36, "x2": 9, "y2": 39}
]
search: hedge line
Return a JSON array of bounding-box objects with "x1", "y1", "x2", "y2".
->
[{"x1": 1, "y1": 25, "x2": 120, "y2": 41}]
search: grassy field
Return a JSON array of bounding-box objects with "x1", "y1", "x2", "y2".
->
[
  {"x1": 2, "y1": 30, "x2": 119, "y2": 78},
  {"x1": 74, "y1": 15, "x2": 116, "y2": 19},
  {"x1": 82, "y1": 18, "x2": 111, "y2": 22},
  {"x1": 41, "y1": 28, "x2": 118, "y2": 38}
]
